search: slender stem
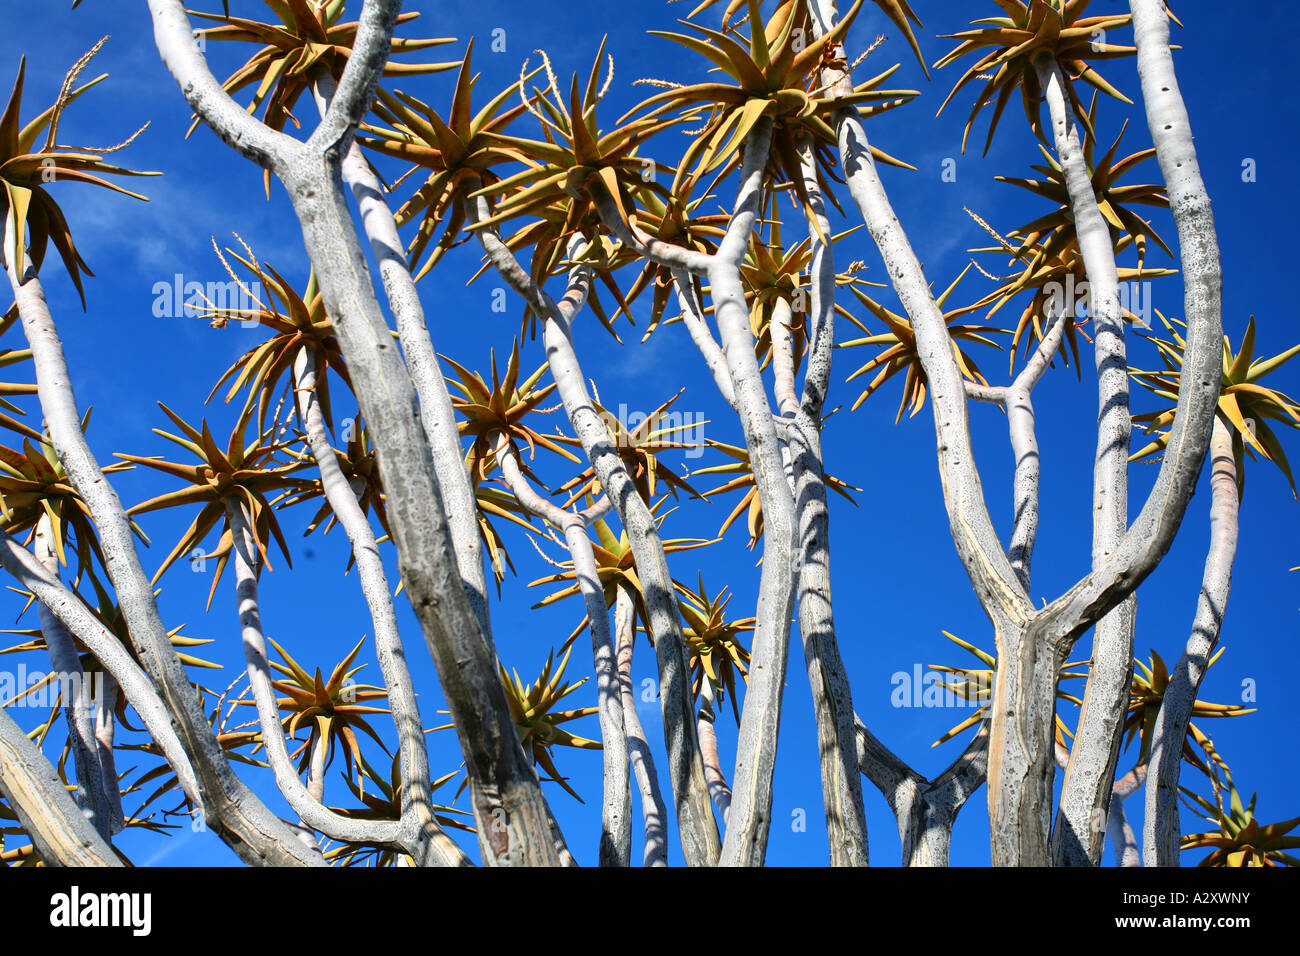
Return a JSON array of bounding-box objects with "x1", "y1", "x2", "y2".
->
[
  {"x1": 769, "y1": 298, "x2": 801, "y2": 420},
  {"x1": 223, "y1": 496, "x2": 396, "y2": 850},
  {"x1": 1006, "y1": 311, "x2": 1067, "y2": 591},
  {"x1": 471, "y1": 207, "x2": 720, "y2": 866},
  {"x1": 293, "y1": 347, "x2": 470, "y2": 866},
  {"x1": 1038, "y1": 56, "x2": 1137, "y2": 868},
  {"x1": 6, "y1": 215, "x2": 319, "y2": 866},
  {"x1": 491, "y1": 432, "x2": 631, "y2": 867},
  {"x1": 789, "y1": 133, "x2": 870, "y2": 867},
  {"x1": 615, "y1": 580, "x2": 669, "y2": 866},
  {"x1": 33, "y1": 514, "x2": 123, "y2": 838},
  {"x1": 710, "y1": 118, "x2": 800, "y2": 868},
  {"x1": 1110, "y1": 765, "x2": 1146, "y2": 867},
  {"x1": 1144, "y1": 416, "x2": 1238, "y2": 865},
  {"x1": 672, "y1": 269, "x2": 737, "y2": 410},
  {"x1": 696, "y1": 681, "x2": 732, "y2": 824}
]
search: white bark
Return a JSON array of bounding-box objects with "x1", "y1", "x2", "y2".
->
[
  {"x1": 673, "y1": 269, "x2": 737, "y2": 410},
  {"x1": 1110, "y1": 765, "x2": 1145, "y2": 867},
  {"x1": 614, "y1": 581, "x2": 669, "y2": 866},
  {"x1": 696, "y1": 681, "x2": 732, "y2": 824},
  {"x1": 0, "y1": 532, "x2": 201, "y2": 808},
  {"x1": 310, "y1": 72, "x2": 490, "y2": 633},
  {"x1": 293, "y1": 348, "x2": 471, "y2": 866},
  {"x1": 1038, "y1": 57, "x2": 1137, "y2": 868},
  {"x1": 857, "y1": 717, "x2": 988, "y2": 866},
  {"x1": 223, "y1": 496, "x2": 401, "y2": 851},
  {"x1": 33, "y1": 514, "x2": 123, "y2": 838},
  {"x1": 711, "y1": 119, "x2": 800, "y2": 868},
  {"x1": 7, "y1": 210, "x2": 321, "y2": 865},
  {"x1": 967, "y1": 311, "x2": 1068, "y2": 591},
  {"x1": 0, "y1": 706, "x2": 122, "y2": 866},
  {"x1": 787, "y1": 135, "x2": 870, "y2": 867},
  {"x1": 147, "y1": 0, "x2": 566, "y2": 864},
  {"x1": 819, "y1": 0, "x2": 1223, "y2": 865},
  {"x1": 470, "y1": 207, "x2": 720, "y2": 865},
  {"x1": 1144, "y1": 416, "x2": 1237, "y2": 865},
  {"x1": 492, "y1": 433, "x2": 631, "y2": 867}
]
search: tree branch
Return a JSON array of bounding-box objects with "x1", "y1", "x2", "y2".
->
[
  {"x1": 471, "y1": 214, "x2": 720, "y2": 865},
  {"x1": 293, "y1": 347, "x2": 471, "y2": 866},
  {"x1": 6, "y1": 219, "x2": 320, "y2": 866},
  {"x1": 492, "y1": 433, "x2": 631, "y2": 866},
  {"x1": 1037, "y1": 55, "x2": 1136, "y2": 866},
  {"x1": 311, "y1": 71, "x2": 492, "y2": 633},
  {"x1": 0, "y1": 706, "x2": 121, "y2": 866},
  {"x1": 1144, "y1": 415, "x2": 1237, "y2": 865}
]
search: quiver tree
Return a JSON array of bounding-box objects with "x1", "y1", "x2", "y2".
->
[{"x1": 0, "y1": 0, "x2": 1294, "y2": 870}]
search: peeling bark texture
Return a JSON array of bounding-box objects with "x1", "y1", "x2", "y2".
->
[
  {"x1": 1145, "y1": 416, "x2": 1238, "y2": 865},
  {"x1": 1038, "y1": 57, "x2": 1136, "y2": 869},
  {"x1": 0, "y1": 706, "x2": 122, "y2": 866}
]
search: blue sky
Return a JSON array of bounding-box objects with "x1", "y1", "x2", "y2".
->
[{"x1": 0, "y1": 0, "x2": 1295, "y2": 867}]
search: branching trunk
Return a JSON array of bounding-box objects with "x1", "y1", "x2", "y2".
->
[
  {"x1": 857, "y1": 717, "x2": 988, "y2": 866},
  {"x1": 148, "y1": 0, "x2": 561, "y2": 866},
  {"x1": 471, "y1": 211, "x2": 719, "y2": 865},
  {"x1": 0, "y1": 532, "x2": 201, "y2": 806},
  {"x1": 310, "y1": 71, "x2": 491, "y2": 632},
  {"x1": 492, "y1": 433, "x2": 631, "y2": 866},
  {"x1": 7, "y1": 212, "x2": 322, "y2": 865},
  {"x1": 223, "y1": 496, "x2": 397, "y2": 852}
]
